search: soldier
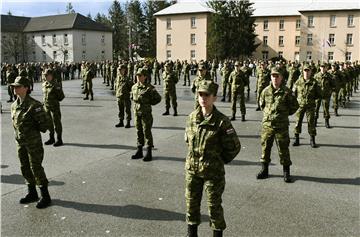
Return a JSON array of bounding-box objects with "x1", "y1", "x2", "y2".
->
[
  {"x1": 83, "y1": 63, "x2": 94, "y2": 101},
  {"x1": 292, "y1": 64, "x2": 322, "y2": 148},
  {"x1": 330, "y1": 64, "x2": 343, "y2": 116},
  {"x1": 102, "y1": 61, "x2": 107, "y2": 84},
  {"x1": 153, "y1": 59, "x2": 161, "y2": 85},
  {"x1": 11, "y1": 76, "x2": 52, "y2": 209},
  {"x1": 6, "y1": 64, "x2": 17, "y2": 102},
  {"x1": 286, "y1": 61, "x2": 300, "y2": 90},
  {"x1": 162, "y1": 62, "x2": 179, "y2": 116},
  {"x1": 314, "y1": 63, "x2": 336, "y2": 128},
  {"x1": 230, "y1": 61, "x2": 249, "y2": 121},
  {"x1": 220, "y1": 61, "x2": 231, "y2": 102},
  {"x1": 110, "y1": 61, "x2": 118, "y2": 90},
  {"x1": 191, "y1": 63, "x2": 212, "y2": 109},
  {"x1": 338, "y1": 63, "x2": 348, "y2": 108},
  {"x1": 255, "y1": 61, "x2": 270, "y2": 111},
  {"x1": 257, "y1": 68, "x2": 298, "y2": 182},
  {"x1": 185, "y1": 80, "x2": 241, "y2": 237},
  {"x1": 106, "y1": 62, "x2": 111, "y2": 86},
  {"x1": 182, "y1": 60, "x2": 191, "y2": 86},
  {"x1": 42, "y1": 69, "x2": 65, "y2": 147},
  {"x1": 131, "y1": 68, "x2": 162, "y2": 162},
  {"x1": 115, "y1": 64, "x2": 132, "y2": 128},
  {"x1": 210, "y1": 59, "x2": 218, "y2": 82}
]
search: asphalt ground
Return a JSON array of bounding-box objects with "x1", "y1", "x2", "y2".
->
[{"x1": 1, "y1": 73, "x2": 359, "y2": 237}]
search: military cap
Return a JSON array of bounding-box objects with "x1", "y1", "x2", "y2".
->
[
  {"x1": 198, "y1": 63, "x2": 206, "y2": 70},
  {"x1": 270, "y1": 68, "x2": 282, "y2": 76},
  {"x1": 165, "y1": 62, "x2": 171, "y2": 67},
  {"x1": 11, "y1": 76, "x2": 30, "y2": 87},
  {"x1": 303, "y1": 64, "x2": 311, "y2": 70},
  {"x1": 119, "y1": 64, "x2": 127, "y2": 70},
  {"x1": 197, "y1": 80, "x2": 219, "y2": 96},
  {"x1": 319, "y1": 62, "x2": 327, "y2": 67},
  {"x1": 136, "y1": 68, "x2": 147, "y2": 76},
  {"x1": 45, "y1": 69, "x2": 54, "y2": 75}
]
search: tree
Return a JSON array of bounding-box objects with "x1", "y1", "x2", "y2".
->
[
  {"x1": 1, "y1": 33, "x2": 28, "y2": 63},
  {"x1": 109, "y1": 0, "x2": 127, "y2": 60},
  {"x1": 94, "y1": 13, "x2": 112, "y2": 28},
  {"x1": 207, "y1": 0, "x2": 259, "y2": 60},
  {"x1": 65, "y1": 2, "x2": 75, "y2": 13},
  {"x1": 7, "y1": 10, "x2": 12, "y2": 15},
  {"x1": 86, "y1": 12, "x2": 92, "y2": 19},
  {"x1": 126, "y1": 0, "x2": 146, "y2": 58}
]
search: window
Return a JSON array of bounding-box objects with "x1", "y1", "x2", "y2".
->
[
  {"x1": 82, "y1": 34, "x2": 86, "y2": 45},
  {"x1": 191, "y1": 50, "x2": 195, "y2": 59},
  {"x1": 307, "y1": 34, "x2": 313, "y2": 45},
  {"x1": 191, "y1": 33, "x2": 196, "y2": 45},
  {"x1": 328, "y1": 34, "x2": 335, "y2": 45},
  {"x1": 308, "y1": 16, "x2": 314, "y2": 27},
  {"x1": 52, "y1": 34, "x2": 57, "y2": 45},
  {"x1": 278, "y1": 51, "x2": 283, "y2": 58},
  {"x1": 328, "y1": 52, "x2": 334, "y2": 61},
  {"x1": 279, "y1": 36, "x2": 284, "y2": 46},
  {"x1": 347, "y1": 15, "x2": 354, "y2": 27},
  {"x1": 263, "y1": 36, "x2": 268, "y2": 46},
  {"x1": 330, "y1": 15, "x2": 336, "y2": 27},
  {"x1": 294, "y1": 52, "x2": 299, "y2": 61},
  {"x1": 346, "y1": 34, "x2": 353, "y2": 45},
  {"x1": 295, "y1": 36, "x2": 300, "y2": 46},
  {"x1": 101, "y1": 50, "x2": 105, "y2": 60},
  {"x1": 166, "y1": 50, "x2": 171, "y2": 59},
  {"x1": 101, "y1": 35, "x2": 105, "y2": 44},
  {"x1": 166, "y1": 34, "x2": 171, "y2": 45},
  {"x1": 64, "y1": 50, "x2": 69, "y2": 61},
  {"x1": 296, "y1": 19, "x2": 301, "y2": 29},
  {"x1": 279, "y1": 19, "x2": 284, "y2": 30},
  {"x1": 166, "y1": 18, "x2": 171, "y2": 29},
  {"x1": 42, "y1": 35, "x2": 46, "y2": 46},
  {"x1": 64, "y1": 34, "x2": 68, "y2": 45},
  {"x1": 306, "y1": 51, "x2": 312, "y2": 61},
  {"x1": 82, "y1": 50, "x2": 86, "y2": 60},
  {"x1": 191, "y1": 17, "x2": 196, "y2": 28},
  {"x1": 53, "y1": 51, "x2": 57, "y2": 61},
  {"x1": 345, "y1": 52, "x2": 352, "y2": 61},
  {"x1": 263, "y1": 19, "x2": 268, "y2": 30},
  {"x1": 42, "y1": 51, "x2": 46, "y2": 61},
  {"x1": 32, "y1": 51, "x2": 36, "y2": 61},
  {"x1": 32, "y1": 35, "x2": 35, "y2": 47},
  {"x1": 262, "y1": 51, "x2": 269, "y2": 60}
]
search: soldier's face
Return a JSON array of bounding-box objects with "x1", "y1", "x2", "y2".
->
[
  {"x1": 137, "y1": 74, "x2": 146, "y2": 83},
  {"x1": 13, "y1": 86, "x2": 28, "y2": 97},
  {"x1": 199, "y1": 69, "x2": 206, "y2": 77},
  {"x1": 46, "y1": 74, "x2": 53, "y2": 82},
  {"x1": 303, "y1": 69, "x2": 311, "y2": 79},
  {"x1": 271, "y1": 74, "x2": 283, "y2": 89},
  {"x1": 198, "y1": 92, "x2": 216, "y2": 108}
]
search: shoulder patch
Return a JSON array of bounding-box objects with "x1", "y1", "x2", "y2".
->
[{"x1": 226, "y1": 128, "x2": 235, "y2": 135}]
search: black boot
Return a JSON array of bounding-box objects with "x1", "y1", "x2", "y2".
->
[
  {"x1": 173, "y1": 108, "x2": 178, "y2": 116},
  {"x1": 221, "y1": 97, "x2": 225, "y2": 102},
  {"x1": 125, "y1": 120, "x2": 131, "y2": 128},
  {"x1": 310, "y1": 136, "x2": 318, "y2": 148},
  {"x1": 256, "y1": 163, "x2": 269, "y2": 179},
  {"x1": 20, "y1": 185, "x2": 39, "y2": 204},
  {"x1": 131, "y1": 146, "x2": 143, "y2": 159},
  {"x1": 231, "y1": 114, "x2": 236, "y2": 121},
  {"x1": 115, "y1": 120, "x2": 124, "y2": 127},
  {"x1": 213, "y1": 230, "x2": 223, "y2": 237},
  {"x1": 241, "y1": 114, "x2": 246, "y2": 122},
  {"x1": 143, "y1": 146, "x2": 152, "y2": 162},
  {"x1": 187, "y1": 224, "x2": 198, "y2": 237},
  {"x1": 162, "y1": 109, "x2": 170, "y2": 116},
  {"x1": 325, "y1": 119, "x2": 331, "y2": 128},
  {"x1": 292, "y1": 134, "x2": 300, "y2": 146},
  {"x1": 314, "y1": 117, "x2": 318, "y2": 127},
  {"x1": 53, "y1": 134, "x2": 63, "y2": 147},
  {"x1": 7, "y1": 99, "x2": 13, "y2": 103},
  {"x1": 255, "y1": 106, "x2": 261, "y2": 111},
  {"x1": 283, "y1": 165, "x2": 292, "y2": 183},
  {"x1": 44, "y1": 135, "x2": 55, "y2": 145},
  {"x1": 83, "y1": 96, "x2": 89, "y2": 100},
  {"x1": 36, "y1": 185, "x2": 51, "y2": 209},
  {"x1": 334, "y1": 108, "x2": 339, "y2": 116}
]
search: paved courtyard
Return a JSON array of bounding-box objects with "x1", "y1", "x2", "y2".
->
[{"x1": 1, "y1": 75, "x2": 359, "y2": 236}]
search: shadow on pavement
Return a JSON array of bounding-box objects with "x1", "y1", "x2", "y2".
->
[
  {"x1": 333, "y1": 125, "x2": 360, "y2": 129},
  {"x1": 53, "y1": 199, "x2": 209, "y2": 221},
  {"x1": 61, "y1": 104, "x2": 103, "y2": 108},
  {"x1": 65, "y1": 143, "x2": 137, "y2": 150},
  {"x1": 318, "y1": 143, "x2": 360, "y2": 149},
  {"x1": 1, "y1": 174, "x2": 65, "y2": 186},
  {"x1": 238, "y1": 134, "x2": 261, "y2": 139},
  {"x1": 153, "y1": 126, "x2": 185, "y2": 131},
  {"x1": 270, "y1": 174, "x2": 359, "y2": 185},
  {"x1": 1, "y1": 165, "x2": 9, "y2": 169}
]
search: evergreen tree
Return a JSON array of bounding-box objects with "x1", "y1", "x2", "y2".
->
[
  {"x1": 7, "y1": 10, "x2": 12, "y2": 15},
  {"x1": 126, "y1": 0, "x2": 146, "y2": 57},
  {"x1": 109, "y1": 0, "x2": 128, "y2": 59},
  {"x1": 86, "y1": 12, "x2": 92, "y2": 19},
  {"x1": 65, "y1": 2, "x2": 76, "y2": 13},
  {"x1": 94, "y1": 13, "x2": 112, "y2": 28}
]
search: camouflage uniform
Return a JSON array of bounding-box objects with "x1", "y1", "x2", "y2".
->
[
  {"x1": 220, "y1": 63, "x2": 231, "y2": 102},
  {"x1": 6, "y1": 66, "x2": 17, "y2": 102},
  {"x1": 229, "y1": 64, "x2": 248, "y2": 120},
  {"x1": 83, "y1": 65, "x2": 94, "y2": 100},
  {"x1": 330, "y1": 66, "x2": 343, "y2": 115},
  {"x1": 314, "y1": 70, "x2": 335, "y2": 121},
  {"x1": 210, "y1": 61, "x2": 218, "y2": 82},
  {"x1": 153, "y1": 61, "x2": 161, "y2": 85},
  {"x1": 162, "y1": 64, "x2": 179, "y2": 115},
  {"x1": 256, "y1": 66, "x2": 270, "y2": 109},
  {"x1": 191, "y1": 65, "x2": 212, "y2": 109},
  {"x1": 182, "y1": 61, "x2": 191, "y2": 86},
  {"x1": 185, "y1": 103, "x2": 241, "y2": 231},
  {"x1": 286, "y1": 65, "x2": 300, "y2": 90},
  {"x1": 115, "y1": 65, "x2": 133, "y2": 125}
]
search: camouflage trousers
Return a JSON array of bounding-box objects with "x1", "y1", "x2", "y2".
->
[
  {"x1": 85, "y1": 80, "x2": 93, "y2": 98},
  {"x1": 185, "y1": 172, "x2": 226, "y2": 230},
  {"x1": 332, "y1": 89, "x2": 340, "y2": 109},
  {"x1": 164, "y1": 89, "x2": 177, "y2": 110},
  {"x1": 154, "y1": 71, "x2": 161, "y2": 85},
  {"x1": 294, "y1": 106, "x2": 316, "y2": 136},
  {"x1": 44, "y1": 106, "x2": 62, "y2": 138},
  {"x1": 256, "y1": 86, "x2": 266, "y2": 107},
  {"x1": 211, "y1": 71, "x2": 217, "y2": 82},
  {"x1": 231, "y1": 87, "x2": 246, "y2": 116},
  {"x1": 17, "y1": 141, "x2": 49, "y2": 186},
  {"x1": 134, "y1": 112, "x2": 153, "y2": 147},
  {"x1": 261, "y1": 126, "x2": 292, "y2": 166},
  {"x1": 117, "y1": 97, "x2": 131, "y2": 121},
  {"x1": 7, "y1": 85, "x2": 14, "y2": 100},
  {"x1": 221, "y1": 80, "x2": 230, "y2": 101},
  {"x1": 183, "y1": 72, "x2": 190, "y2": 85},
  {"x1": 315, "y1": 97, "x2": 331, "y2": 119},
  {"x1": 339, "y1": 85, "x2": 347, "y2": 105}
]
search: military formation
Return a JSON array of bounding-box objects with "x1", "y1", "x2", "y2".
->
[{"x1": 2, "y1": 57, "x2": 360, "y2": 237}]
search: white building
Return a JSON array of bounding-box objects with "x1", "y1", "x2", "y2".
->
[{"x1": 1, "y1": 13, "x2": 113, "y2": 64}]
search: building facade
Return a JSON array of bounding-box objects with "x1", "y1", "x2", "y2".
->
[{"x1": 1, "y1": 13, "x2": 113, "y2": 64}]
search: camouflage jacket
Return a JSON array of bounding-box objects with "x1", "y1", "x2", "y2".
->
[
  {"x1": 229, "y1": 69, "x2": 249, "y2": 90},
  {"x1": 162, "y1": 70, "x2": 178, "y2": 92},
  {"x1": 115, "y1": 75, "x2": 132, "y2": 98},
  {"x1": 42, "y1": 80, "x2": 64, "y2": 108},
  {"x1": 6, "y1": 70, "x2": 17, "y2": 84},
  {"x1": 131, "y1": 82, "x2": 161, "y2": 115},
  {"x1": 260, "y1": 84, "x2": 298, "y2": 129},
  {"x1": 84, "y1": 68, "x2": 94, "y2": 82},
  {"x1": 11, "y1": 95, "x2": 48, "y2": 145},
  {"x1": 220, "y1": 66, "x2": 231, "y2": 82},
  {"x1": 256, "y1": 68, "x2": 271, "y2": 89},
  {"x1": 329, "y1": 69, "x2": 344, "y2": 90},
  {"x1": 287, "y1": 66, "x2": 300, "y2": 86},
  {"x1": 314, "y1": 71, "x2": 336, "y2": 98},
  {"x1": 293, "y1": 76, "x2": 322, "y2": 108},
  {"x1": 191, "y1": 75, "x2": 212, "y2": 94},
  {"x1": 185, "y1": 106, "x2": 241, "y2": 177}
]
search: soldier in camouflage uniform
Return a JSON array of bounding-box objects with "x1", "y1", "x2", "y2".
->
[
  {"x1": 255, "y1": 61, "x2": 270, "y2": 111},
  {"x1": 162, "y1": 62, "x2": 179, "y2": 116},
  {"x1": 220, "y1": 61, "x2": 231, "y2": 102},
  {"x1": 314, "y1": 63, "x2": 336, "y2": 128},
  {"x1": 286, "y1": 61, "x2": 300, "y2": 90},
  {"x1": 11, "y1": 76, "x2": 52, "y2": 209},
  {"x1": 210, "y1": 59, "x2": 218, "y2": 82},
  {"x1": 182, "y1": 60, "x2": 191, "y2": 86},
  {"x1": 230, "y1": 61, "x2": 249, "y2": 121},
  {"x1": 83, "y1": 63, "x2": 94, "y2": 101},
  {"x1": 191, "y1": 63, "x2": 212, "y2": 109},
  {"x1": 338, "y1": 64, "x2": 348, "y2": 108},
  {"x1": 330, "y1": 64, "x2": 342, "y2": 116},
  {"x1": 153, "y1": 59, "x2": 161, "y2": 85},
  {"x1": 106, "y1": 62, "x2": 111, "y2": 86},
  {"x1": 115, "y1": 64, "x2": 132, "y2": 128},
  {"x1": 42, "y1": 69, "x2": 65, "y2": 147},
  {"x1": 110, "y1": 61, "x2": 118, "y2": 90},
  {"x1": 185, "y1": 80, "x2": 241, "y2": 237},
  {"x1": 257, "y1": 68, "x2": 298, "y2": 183},
  {"x1": 6, "y1": 65, "x2": 17, "y2": 102},
  {"x1": 292, "y1": 64, "x2": 322, "y2": 148},
  {"x1": 131, "y1": 68, "x2": 162, "y2": 162}
]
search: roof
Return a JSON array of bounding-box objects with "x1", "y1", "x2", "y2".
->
[
  {"x1": 154, "y1": 2, "x2": 214, "y2": 16},
  {"x1": 23, "y1": 13, "x2": 112, "y2": 32},
  {"x1": 1, "y1": 15, "x2": 31, "y2": 32},
  {"x1": 252, "y1": 1, "x2": 306, "y2": 17},
  {"x1": 299, "y1": 1, "x2": 360, "y2": 12}
]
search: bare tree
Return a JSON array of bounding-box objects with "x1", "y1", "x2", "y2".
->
[{"x1": 1, "y1": 32, "x2": 29, "y2": 63}]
